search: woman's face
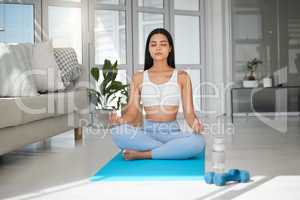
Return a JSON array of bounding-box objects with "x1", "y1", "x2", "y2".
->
[{"x1": 149, "y1": 33, "x2": 171, "y2": 62}]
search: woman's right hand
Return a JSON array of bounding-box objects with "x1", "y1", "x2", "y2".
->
[{"x1": 107, "y1": 110, "x2": 120, "y2": 126}]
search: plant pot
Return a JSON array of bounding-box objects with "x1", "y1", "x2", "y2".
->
[
  {"x1": 262, "y1": 77, "x2": 272, "y2": 87},
  {"x1": 91, "y1": 108, "x2": 113, "y2": 129},
  {"x1": 242, "y1": 80, "x2": 259, "y2": 88},
  {"x1": 121, "y1": 103, "x2": 144, "y2": 127}
]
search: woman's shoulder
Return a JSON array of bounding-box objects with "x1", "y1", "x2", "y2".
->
[
  {"x1": 177, "y1": 69, "x2": 190, "y2": 81},
  {"x1": 177, "y1": 69, "x2": 188, "y2": 75},
  {"x1": 133, "y1": 71, "x2": 144, "y2": 79}
]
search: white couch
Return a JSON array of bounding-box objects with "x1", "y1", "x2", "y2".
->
[{"x1": 0, "y1": 49, "x2": 89, "y2": 156}]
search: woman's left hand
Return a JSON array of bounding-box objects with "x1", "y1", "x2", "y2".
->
[{"x1": 192, "y1": 118, "x2": 204, "y2": 134}]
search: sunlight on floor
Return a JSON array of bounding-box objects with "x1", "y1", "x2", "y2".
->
[{"x1": 9, "y1": 175, "x2": 300, "y2": 200}]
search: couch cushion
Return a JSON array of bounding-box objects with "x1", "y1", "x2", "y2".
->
[
  {"x1": 31, "y1": 41, "x2": 65, "y2": 92},
  {"x1": 0, "y1": 43, "x2": 39, "y2": 97},
  {"x1": 0, "y1": 89, "x2": 88, "y2": 129},
  {"x1": 53, "y1": 48, "x2": 81, "y2": 89},
  {"x1": 0, "y1": 94, "x2": 56, "y2": 129},
  {"x1": 20, "y1": 94, "x2": 56, "y2": 124},
  {"x1": 0, "y1": 98, "x2": 23, "y2": 128}
]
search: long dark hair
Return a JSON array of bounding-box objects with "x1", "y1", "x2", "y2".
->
[{"x1": 144, "y1": 28, "x2": 175, "y2": 71}]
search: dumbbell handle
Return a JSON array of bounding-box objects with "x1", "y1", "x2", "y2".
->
[{"x1": 223, "y1": 173, "x2": 241, "y2": 182}]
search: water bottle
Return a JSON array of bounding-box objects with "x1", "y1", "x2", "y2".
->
[{"x1": 212, "y1": 136, "x2": 225, "y2": 173}]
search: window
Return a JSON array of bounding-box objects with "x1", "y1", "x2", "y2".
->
[
  {"x1": 231, "y1": 0, "x2": 264, "y2": 82},
  {"x1": 234, "y1": 14, "x2": 262, "y2": 40},
  {"x1": 174, "y1": 15, "x2": 200, "y2": 64},
  {"x1": 91, "y1": 0, "x2": 204, "y2": 112},
  {"x1": 136, "y1": 0, "x2": 165, "y2": 65},
  {"x1": 173, "y1": 0, "x2": 202, "y2": 65},
  {"x1": 138, "y1": 13, "x2": 164, "y2": 64},
  {"x1": 93, "y1": 0, "x2": 204, "y2": 68},
  {"x1": 184, "y1": 69, "x2": 202, "y2": 112},
  {"x1": 139, "y1": 0, "x2": 164, "y2": 8},
  {"x1": 172, "y1": 0, "x2": 203, "y2": 112},
  {"x1": 63, "y1": 0, "x2": 81, "y2": 2},
  {"x1": 95, "y1": 10, "x2": 126, "y2": 64},
  {"x1": 98, "y1": 0, "x2": 125, "y2": 5},
  {"x1": 45, "y1": 1, "x2": 205, "y2": 112},
  {"x1": 0, "y1": 4, "x2": 34, "y2": 43},
  {"x1": 174, "y1": 0, "x2": 199, "y2": 11},
  {"x1": 47, "y1": 1, "x2": 83, "y2": 63},
  {"x1": 94, "y1": 0, "x2": 127, "y2": 65}
]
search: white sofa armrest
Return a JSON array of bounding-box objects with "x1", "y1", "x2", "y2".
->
[{"x1": 74, "y1": 64, "x2": 89, "y2": 89}]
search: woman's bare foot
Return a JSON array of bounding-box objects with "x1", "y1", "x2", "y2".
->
[{"x1": 122, "y1": 149, "x2": 152, "y2": 160}]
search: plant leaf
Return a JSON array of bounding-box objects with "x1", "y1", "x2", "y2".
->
[
  {"x1": 102, "y1": 59, "x2": 112, "y2": 79},
  {"x1": 90, "y1": 67, "x2": 99, "y2": 82}
]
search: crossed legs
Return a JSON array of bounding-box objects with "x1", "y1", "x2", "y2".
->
[{"x1": 111, "y1": 123, "x2": 205, "y2": 160}]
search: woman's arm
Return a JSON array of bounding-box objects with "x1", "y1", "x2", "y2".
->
[
  {"x1": 108, "y1": 72, "x2": 142, "y2": 125},
  {"x1": 179, "y1": 71, "x2": 204, "y2": 133}
]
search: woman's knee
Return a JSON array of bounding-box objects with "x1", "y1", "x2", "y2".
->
[
  {"x1": 111, "y1": 123, "x2": 136, "y2": 141},
  {"x1": 111, "y1": 124, "x2": 130, "y2": 148},
  {"x1": 111, "y1": 123, "x2": 131, "y2": 135}
]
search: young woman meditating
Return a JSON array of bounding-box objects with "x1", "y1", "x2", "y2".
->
[{"x1": 108, "y1": 28, "x2": 205, "y2": 160}]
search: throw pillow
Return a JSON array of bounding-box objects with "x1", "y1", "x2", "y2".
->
[
  {"x1": 31, "y1": 41, "x2": 65, "y2": 92},
  {"x1": 0, "y1": 43, "x2": 39, "y2": 97},
  {"x1": 53, "y1": 48, "x2": 81, "y2": 89}
]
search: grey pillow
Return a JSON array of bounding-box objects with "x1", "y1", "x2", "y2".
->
[{"x1": 53, "y1": 48, "x2": 81, "y2": 89}]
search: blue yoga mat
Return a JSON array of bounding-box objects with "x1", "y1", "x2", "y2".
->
[{"x1": 91, "y1": 151, "x2": 205, "y2": 181}]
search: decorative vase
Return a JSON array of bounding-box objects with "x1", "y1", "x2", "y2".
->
[{"x1": 92, "y1": 108, "x2": 113, "y2": 129}]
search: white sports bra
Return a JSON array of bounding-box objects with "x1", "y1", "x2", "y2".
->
[{"x1": 140, "y1": 69, "x2": 181, "y2": 107}]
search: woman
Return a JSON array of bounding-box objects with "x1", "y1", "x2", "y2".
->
[{"x1": 108, "y1": 28, "x2": 205, "y2": 160}]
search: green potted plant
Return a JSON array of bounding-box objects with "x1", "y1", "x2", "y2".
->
[
  {"x1": 243, "y1": 58, "x2": 263, "y2": 88},
  {"x1": 89, "y1": 59, "x2": 129, "y2": 128}
]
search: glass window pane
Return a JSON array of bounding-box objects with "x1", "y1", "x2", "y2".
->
[
  {"x1": 62, "y1": 0, "x2": 81, "y2": 2},
  {"x1": 174, "y1": 15, "x2": 200, "y2": 64},
  {"x1": 138, "y1": 13, "x2": 164, "y2": 64},
  {"x1": 139, "y1": 0, "x2": 163, "y2": 8},
  {"x1": 0, "y1": 4, "x2": 34, "y2": 43},
  {"x1": 0, "y1": 5, "x2": 4, "y2": 31},
  {"x1": 97, "y1": 0, "x2": 125, "y2": 5},
  {"x1": 48, "y1": 6, "x2": 82, "y2": 63},
  {"x1": 234, "y1": 14, "x2": 262, "y2": 40},
  {"x1": 174, "y1": 0, "x2": 199, "y2": 11},
  {"x1": 95, "y1": 10, "x2": 126, "y2": 64},
  {"x1": 233, "y1": 0, "x2": 260, "y2": 9},
  {"x1": 186, "y1": 69, "x2": 201, "y2": 111},
  {"x1": 235, "y1": 44, "x2": 261, "y2": 62}
]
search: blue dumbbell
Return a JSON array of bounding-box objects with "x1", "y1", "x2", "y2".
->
[
  {"x1": 204, "y1": 169, "x2": 250, "y2": 186},
  {"x1": 232, "y1": 169, "x2": 250, "y2": 183},
  {"x1": 204, "y1": 172, "x2": 215, "y2": 184},
  {"x1": 214, "y1": 169, "x2": 250, "y2": 186}
]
